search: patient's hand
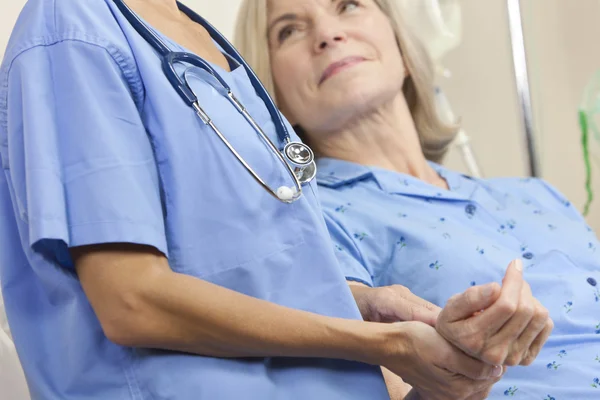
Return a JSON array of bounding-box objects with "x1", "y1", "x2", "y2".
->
[
  {"x1": 383, "y1": 321, "x2": 504, "y2": 400},
  {"x1": 436, "y1": 259, "x2": 554, "y2": 367}
]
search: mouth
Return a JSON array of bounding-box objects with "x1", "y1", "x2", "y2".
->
[{"x1": 319, "y1": 56, "x2": 366, "y2": 85}]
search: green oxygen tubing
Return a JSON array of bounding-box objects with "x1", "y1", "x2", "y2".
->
[{"x1": 579, "y1": 69, "x2": 600, "y2": 216}]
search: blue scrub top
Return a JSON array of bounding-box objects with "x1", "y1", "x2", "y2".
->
[
  {"x1": 0, "y1": 1, "x2": 390, "y2": 399},
  {"x1": 317, "y1": 157, "x2": 600, "y2": 399}
]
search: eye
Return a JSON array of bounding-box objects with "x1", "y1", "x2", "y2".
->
[
  {"x1": 339, "y1": 0, "x2": 360, "y2": 13},
  {"x1": 278, "y1": 25, "x2": 298, "y2": 43}
]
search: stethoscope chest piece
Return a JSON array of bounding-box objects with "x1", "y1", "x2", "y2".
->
[{"x1": 283, "y1": 142, "x2": 316, "y2": 184}]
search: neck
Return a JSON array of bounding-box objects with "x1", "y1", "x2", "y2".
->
[
  {"x1": 126, "y1": 0, "x2": 181, "y2": 19},
  {"x1": 310, "y1": 95, "x2": 447, "y2": 188},
  {"x1": 152, "y1": 0, "x2": 179, "y2": 11}
]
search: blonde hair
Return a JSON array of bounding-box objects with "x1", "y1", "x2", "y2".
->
[{"x1": 234, "y1": 0, "x2": 459, "y2": 162}]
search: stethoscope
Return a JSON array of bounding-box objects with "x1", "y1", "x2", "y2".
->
[{"x1": 112, "y1": 0, "x2": 316, "y2": 203}]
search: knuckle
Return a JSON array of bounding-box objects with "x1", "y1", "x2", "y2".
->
[
  {"x1": 463, "y1": 334, "x2": 485, "y2": 355},
  {"x1": 534, "y1": 305, "x2": 550, "y2": 322},
  {"x1": 391, "y1": 284, "x2": 411, "y2": 296},
  {"x1": 463, "y1": 287, "x2": 480, "y2": 308},
  {"x1": 519, "y1": 302, "x2": 535, "y2": 318},
  {"x1": 505, "y1": 351, "x2": 523, "y2": 367},
  {"x1": 447, "y1": 293, "x2": 461, "y2": 306},
  {"x1": 521, "y1": 352, "x2": 535, "y2": 366},
  {"x1": 496, "y1": 298, "x2": 518, "y2": 315},
  {"x1": 465, "y1": 285, "x2": 480, "y2": 299},
  {"x1": 483, "y1": 346, "x2": 508, "y2": 366},
  {"x1": 379, "y1": 286, "x2": 396, "y2": 298}
]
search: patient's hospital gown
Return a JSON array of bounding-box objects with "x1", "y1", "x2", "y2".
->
[{"x1": 317, "y1": 158, "x2": 600, "y2": 399}]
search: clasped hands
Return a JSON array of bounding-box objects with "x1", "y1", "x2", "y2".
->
[{"x1": 351, "y1": 259, "x2": 554, "y2": 400}]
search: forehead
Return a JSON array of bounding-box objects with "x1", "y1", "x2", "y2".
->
[{"x1": 266, "y1": 0, "x2": 334, "y2": 17}]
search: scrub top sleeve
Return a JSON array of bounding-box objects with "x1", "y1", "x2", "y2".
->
[
  {"x1": 323, "y1": 211, "x2": 374, "y2": 287},
  {"x1": 4, "y1": 40, "x2": 168, "y2": 266}
]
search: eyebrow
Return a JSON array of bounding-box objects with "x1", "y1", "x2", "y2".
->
[
  {"x1": 267, "y1": 0, "x2": 339, "y2": 37},
  {"x1": 267, "y1": 13, "x2": 298, "y2": 36}
]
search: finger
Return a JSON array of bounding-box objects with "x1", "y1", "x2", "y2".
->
[
  {"x1": 475, "y1": 259, "x2": 524, "y2": 334},
  {"x1": 400, "y1": 292, "x2": 442, "y2": 326},
  {"x1": 443, "y1": 348, "x2": 504, "y2": 381},
  {"x1": 438, "y1": 282, "x2": 501, "y2": 323},
  {"x1": 510, "y1": 299, "x2": 549, "y2": 366},
  {"x1": 488, "y1": 281, "x2": 536, "y2": 365},
  {"x1": 521, "y1": 317, "x2": 554, "y2": 365}
]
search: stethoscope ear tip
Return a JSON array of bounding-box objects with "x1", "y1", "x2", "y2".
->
[{"x1": 276, "y1": 186, "x2": 296, "y2": 202}]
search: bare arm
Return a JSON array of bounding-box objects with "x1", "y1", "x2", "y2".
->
[
  {"x1": 73, "y1": 243, "x2": 501, "y2": 400},
  {"x1": 72, "y1": 243, "x2": 386, "y2": 362}
]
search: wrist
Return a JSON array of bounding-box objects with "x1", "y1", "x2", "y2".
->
[{"x1": 344, "y1": 320, "x2": 412, "y2": 369}]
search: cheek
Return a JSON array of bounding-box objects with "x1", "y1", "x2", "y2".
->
[
  {"x1": 271, "y1": 55, "x2": 313, "y2": 115},
  {"x1": 362, "y1": 16, "x2": 405, "y2": 72}
]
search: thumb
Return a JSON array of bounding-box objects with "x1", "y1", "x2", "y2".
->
[{"x1": 440, "y1": 282, "x2": 501, "y2": 323}]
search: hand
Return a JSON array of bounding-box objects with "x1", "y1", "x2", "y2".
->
[
  {"x1": 382, "y1": 322, "x2": 504, "y2": 400},
  {"x1": 349, "y1": 283, "x2": 441, "y2": 326},
  {"x1": 436, "y1": 259, "x2": 554, "y2": 366}
]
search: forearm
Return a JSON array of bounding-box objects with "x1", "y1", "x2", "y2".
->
[{"x1": 116, "y1": 269, "x2": 389, "y2": 363}]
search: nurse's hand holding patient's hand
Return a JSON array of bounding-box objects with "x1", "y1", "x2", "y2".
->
[
  {"x1": 350, "y1": 284, "x2": 501, "y2": 399},
  {"x1": 436, "y1": 259, "x2": 554, "y2": 367}
]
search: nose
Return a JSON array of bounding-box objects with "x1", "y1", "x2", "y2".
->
[{"x1": 313, "y1": 17, "x2": 347, "y2": 53}]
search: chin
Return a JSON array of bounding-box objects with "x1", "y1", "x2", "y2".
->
[
  {"x1": 326, "y1": 71, "x2": 396, "y2": 102},
  {"x1": 326, "y1": 83, "x2": 392, "y2": 114}
]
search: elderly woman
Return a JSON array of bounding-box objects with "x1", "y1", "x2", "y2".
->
[{"x1": 234, "y1": 0, "x2": 599, "y2": 399}]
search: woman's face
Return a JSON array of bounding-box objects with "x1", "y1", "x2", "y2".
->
[{"x1": 267, "y1": 0, "x2": 407, "y2": 134}]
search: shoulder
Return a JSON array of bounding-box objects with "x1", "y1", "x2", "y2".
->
[
  {"x1": 3, "y1": 0, "x2": 130, "y2": 60},
  {"x1": 480, "y1": 176, "x2": 584, "y2": 219},
  {"x1": 0, "y1": 0, "x2": 142, "y2": 130},
  {"x1": 483, "y1": 177, "x2": 569, "y2": 203}
]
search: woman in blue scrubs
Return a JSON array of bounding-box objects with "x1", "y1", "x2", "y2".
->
[
  {"x1": 234, "y1": 0, "x2": 597, "y2": 398},
  {"x1": 0, "y1": 0, "x2": 506, "y2": 399}
]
